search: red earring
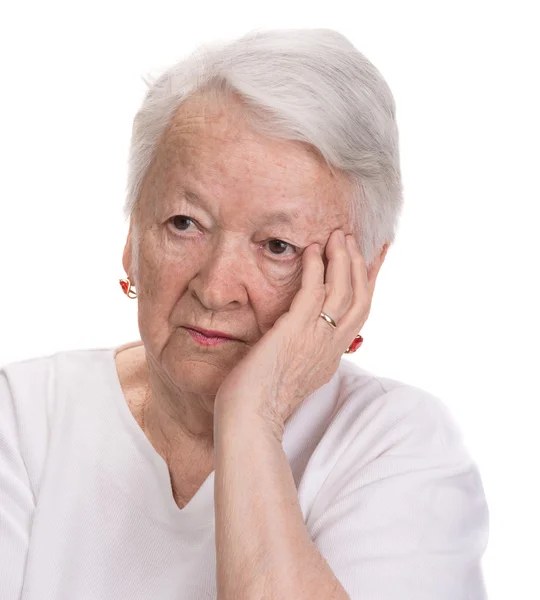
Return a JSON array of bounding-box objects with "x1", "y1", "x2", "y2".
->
[
  {"x1": 119, "y1": 277, "x2": 137, "y2": 299},
  {"x1": 345, "y1": 334, "x2": 363, "y2": 354}
]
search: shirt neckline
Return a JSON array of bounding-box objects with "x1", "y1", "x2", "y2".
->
[{"x1": 103, "y1": 341, "x2": 216, "y2": 530}]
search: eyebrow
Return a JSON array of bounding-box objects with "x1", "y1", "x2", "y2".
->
[{"x1": 182, "y1": 189, "x2": 299, "y2": 226}]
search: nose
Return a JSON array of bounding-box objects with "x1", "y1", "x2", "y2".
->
[{"x1": 187, "y1": 242, "x2": 250, "y2": 311}]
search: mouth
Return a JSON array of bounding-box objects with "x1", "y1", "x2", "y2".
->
[
  {"x1": 185, "y1": 325, "x2": 236, "y2": 339},
  {"x1": 183, "y1": 327, "x2": 236, "y2": 347}
]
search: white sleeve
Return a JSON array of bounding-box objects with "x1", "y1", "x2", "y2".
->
[
  {"x1": 310, "y1": 394, "x2": 490, "y2": 600},
  {"x1": 0, "y1": 370, "x2": 35, "y2": 599}
]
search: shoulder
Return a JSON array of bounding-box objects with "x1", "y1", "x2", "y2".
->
[
  {"x1": 338, "y1": 357, "x2": 464, "y2": 429},
  {"x1": 326, "y1": 358, "x2": 473, "y2": 474},
  {"x1": 294, "y1": 357, "x2": 468, "y2": 469},
  {"x1": 310, "y1": 358, "x2": 488, "y2": 530},
  {"x1": 1, "y1": 346, "x2": 116, "y2": 494},
  {"x1": 306, "y1": 360, "x2": 489, "y2": 599},
  {"x1": 1, "y1": 345, "x2": 115, "y2": 410}
]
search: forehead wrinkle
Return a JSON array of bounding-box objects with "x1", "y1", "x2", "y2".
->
[{"x1": 176, "y1": 188, "x2": 302, "y2": 228}]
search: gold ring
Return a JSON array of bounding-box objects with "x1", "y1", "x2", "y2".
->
[{"x1": 319, "y1": 311, "x2": 337, "y2": 329}]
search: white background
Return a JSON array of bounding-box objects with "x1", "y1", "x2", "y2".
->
[{"x1": 1, "y1": 1, "x2": 539, "y2": 598}]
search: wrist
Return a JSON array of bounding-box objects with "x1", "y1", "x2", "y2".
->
[{"x1": 214, "y1": 397, "x2": 285, "y2": 445}]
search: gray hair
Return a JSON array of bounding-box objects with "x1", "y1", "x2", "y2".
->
[{"x1": 124, "y1": 27, "x2": 403, "y2": 274}]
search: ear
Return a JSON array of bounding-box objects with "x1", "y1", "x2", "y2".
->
[{"x1": 122, "y1": 225, "x2": 133, "y2": 278}]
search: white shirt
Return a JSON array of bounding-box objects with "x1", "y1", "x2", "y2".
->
[{"x1": 0, "y1": 341, "x2": 489, "y2": 599}]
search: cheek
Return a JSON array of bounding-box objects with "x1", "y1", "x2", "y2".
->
[
  {"x1": 250, "y1": 268, "x2": 303, "y2": 332},
  {"x1": 139, "y1": 228, "x2": 195, "y2": 280},
  {"x1": 138, "y1": 252, "x2": 192, "y2": 309}
]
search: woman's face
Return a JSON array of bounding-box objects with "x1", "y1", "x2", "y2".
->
[{"x1": 123, "y1": 93, "x2": 353, "y2": 397}]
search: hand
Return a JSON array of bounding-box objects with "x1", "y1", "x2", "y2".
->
[{"x1": 214, "y1": 229, "x2": 380, "y2": 439}]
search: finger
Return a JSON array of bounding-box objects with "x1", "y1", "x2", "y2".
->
[
  {"x1": 288, "y1": 242, "x2": 325, "y2": 322},
  {"x1": 339, "y1": 234, "x2": 370, "y2": 329},
  {"x1": 322, "y1": 229, "x2": 352, "y2": 322}
]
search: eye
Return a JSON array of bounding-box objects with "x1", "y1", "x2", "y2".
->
[
  {"x1": 264, "y1": 239, "x2": 298, "y2": 258},
  {"x1": 169, "y1": 215, "x2": 198, "y2": 233}
]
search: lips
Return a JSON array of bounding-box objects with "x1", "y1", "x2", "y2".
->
[
  {"x1": 185, "y1": 327, "x2": 234, "y2": 347},
  {"x1": 185, "y1": 326, "x2": 235, "y2": 340}
]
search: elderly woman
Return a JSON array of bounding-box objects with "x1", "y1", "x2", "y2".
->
[{"x1": 0, "y1": 28, "x2": 489, "y2": 600}]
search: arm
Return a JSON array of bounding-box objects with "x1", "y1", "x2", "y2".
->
[
  {"x1": 213, "y1": 407, "x2": 349, "y2": 600},
  {"x1": 0, "y1": 370, "x2": 35, "y2": 599}
]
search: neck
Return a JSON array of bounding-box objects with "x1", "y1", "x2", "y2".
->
[
  {"x1": 144, "y1": 374, "x2": 215, "y2": 452},
  {"x1": 117, "y1": 342, "x2": 215, "y2": 463}
]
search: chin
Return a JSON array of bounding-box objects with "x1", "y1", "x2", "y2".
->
[{"x1": 166, "y1": 355, "x2": 231, "y2": 394}]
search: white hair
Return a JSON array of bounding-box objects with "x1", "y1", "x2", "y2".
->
[{"x1": 124, "y1": 27, "x2": 403, "y2": 273}]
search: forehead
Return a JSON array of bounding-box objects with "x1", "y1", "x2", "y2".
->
[{"x1": 146, "y1": 93, "x2": 351, "y2": 227}]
